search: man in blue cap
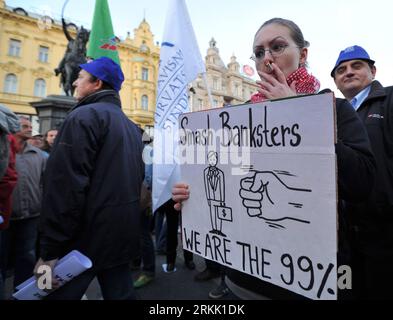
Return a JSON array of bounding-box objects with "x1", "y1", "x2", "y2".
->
[
  {"x1": 332, "y1": 46, "x2": 393, "y2": 299},
  {"x1": 34, "y1": 57, "x2": 144, "y2": 300}
]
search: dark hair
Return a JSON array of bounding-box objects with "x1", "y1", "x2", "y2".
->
[
  {"x1": 17, "y1": 115, "x2": 30, "y2": 122},
  {"x1": 255, "y1": 18, "x2": 310, "y2": 49},
  {"x1": 44, "y1": 129, "x2": 58, "y2": 139},
  {"x1": 89, "y1": 74, "x2": 114, "y2": 91}
]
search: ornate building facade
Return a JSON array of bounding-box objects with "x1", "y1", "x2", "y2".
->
[
  {"x1": 0, "y1": 0, "x2": 158, "y2": 133},
  {"x1": 190, "y1": 38, "x2": 259, "y2": 111}
]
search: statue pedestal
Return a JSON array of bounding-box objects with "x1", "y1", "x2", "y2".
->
[{"x1": 30, "y1": 95, "x2": 76, "y2": 134}]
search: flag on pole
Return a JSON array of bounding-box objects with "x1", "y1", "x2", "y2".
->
[
  {"x1": 153, "y1": 0, "x2": 206, "y2": 211},
  {"x1": 87, "y1": 0, "x2": 120, "y2": 65}
]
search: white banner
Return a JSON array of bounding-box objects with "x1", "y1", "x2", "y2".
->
[
  {"x1": 153, "y1": 0, "x2": 206, "y2": 211},
  {"x1": 13, "y1": 250, "x2": 92, "y2": 300},
  {"x1": 180, "y1": 93, "x2": 338, "y2": 300}
]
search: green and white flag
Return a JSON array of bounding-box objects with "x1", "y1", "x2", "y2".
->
[{"x1": 87, "y1": 0, "x2": 120, "y2": 65}]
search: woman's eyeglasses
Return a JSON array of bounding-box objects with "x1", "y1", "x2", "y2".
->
[{"x1": 250, "y1": 44, "x2": 300, "y2": 62}]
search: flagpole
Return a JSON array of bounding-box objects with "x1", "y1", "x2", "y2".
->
[{"x1": 202, "y1": 73, "x2": 214, "y2": 109}]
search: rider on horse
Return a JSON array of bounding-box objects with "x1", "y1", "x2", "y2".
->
[{"x1": 55, "y1": 20, "x2": 89, "y2": 96}]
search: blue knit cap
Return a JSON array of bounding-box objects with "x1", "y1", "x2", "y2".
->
[{"x1": 80, "y1": 57, "x2": 124, "y2": 91}]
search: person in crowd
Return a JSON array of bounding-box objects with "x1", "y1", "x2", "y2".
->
[
  {"x1": 0, "y1": 116, "x2": 46, "y2": 292},
  {"x1": 0, "y1": 105, "x2": 19, "y2": 300},
  {"x1": 331, "y1": 45, "x2": 393, "y2": 299},
  {"x1": 159, "y1": 199, "x2": 195, "y2": 273},
  {"x1": 41, "y1": 129, "x2": 58, "y2": 154},
  {"x1": 133, "y1": 133, "x2": 156, "y2": 289},
  {"x1": 27, "y1": 134, "x2": 49, "y2": 158},
  {"x1": 193, "y1": 259, "x2": 221, "y2": 282},
  {"x1": 154, "y1": 209, "x2": 167, "y2": 255},
  {"x1": 34, "y1": 57, "x2": 144, "y2": 300},
  {"x1": 172, "y1": 18, "x2": 375, "y2": 300},
  {"x1": 27, "y1": 134, "x2": 44, "y2": 149}
]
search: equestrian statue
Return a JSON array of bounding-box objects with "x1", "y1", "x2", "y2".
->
[{"x1": 55, "y1": 19, "x2": 90, "y2": 96}]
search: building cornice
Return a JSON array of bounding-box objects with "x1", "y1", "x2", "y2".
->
[
  {"x1": 0, "y1": 61, "x2": 26, "y2": 73},
  {"x1": 4, "y1": 28, "x2": 29, "y2": 38},
  {"x1": 1, "y1": 8, "x2": 67, "y2": 33},
  {"x1": 31, "y1": 67, "x2": 53, "y2": 79},
  {"x1": 1, "y1": 9, "x2": 39, "y2": 26},
  {"x1": 33, "y1": 36, "x2": 57, "y2": 45}
]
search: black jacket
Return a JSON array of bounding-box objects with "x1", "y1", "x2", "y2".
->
[
  {"x1": 226, "y1": 95, "x2": 376, "y2": 299},
  {"x1": 345, "y1": 81, "x2": 393, "y2": 254},
  {"x1": 39, "y1": 90, "x2": 144, "y2": 270}
]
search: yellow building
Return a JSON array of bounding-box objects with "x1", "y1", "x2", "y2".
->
[
  {"x1": 190, "y1": 38, "x2": 259, "y2": 111},
  {"x1": 0, "y1": 0, "x2": 159, "y2": 133}
]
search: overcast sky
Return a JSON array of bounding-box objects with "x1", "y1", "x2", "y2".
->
[{"x1": 6, "y1": 0, "x2": 393, "y2": 97}]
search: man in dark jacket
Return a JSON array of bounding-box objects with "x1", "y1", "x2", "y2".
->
[
  {"x1": 34, "y1": 57, "x2": 144, "y2": 300},
  {"x1": 332, "y1": 45, "x2": 393, "y2": 299}
]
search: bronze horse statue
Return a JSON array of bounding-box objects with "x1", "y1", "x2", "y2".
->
[{"x1": 55, "y1": 19, "x2": 90, "y2": 96}]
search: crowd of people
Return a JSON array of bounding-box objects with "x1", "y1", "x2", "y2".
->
[{"x1": 0, "y1": 16, "x2": 392, "y2": 300}]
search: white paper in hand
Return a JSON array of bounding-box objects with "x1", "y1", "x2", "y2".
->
[{"x1": 13, "y1": 250, "x2": 92, "y2": 300}]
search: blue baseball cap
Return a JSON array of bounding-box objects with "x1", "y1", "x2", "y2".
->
[
  {"x1": 331, "y1": 45, "x2": 375, "y2": 77},
  {"x1": 79, "y1": 57, "x2": 124, "y2": 92}
]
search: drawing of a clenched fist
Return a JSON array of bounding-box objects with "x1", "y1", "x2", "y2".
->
[{"x1": 239, "y1": 171, "x2": 274, "y2": 218}]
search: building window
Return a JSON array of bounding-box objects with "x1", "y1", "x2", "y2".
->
[
  {"x1": 142, "y1": 68, "x2": 149, "y2": 81},
  {"x1": 31, "y1": 116, "x2": 40, "y2": 135},
  {"x1": 38, "y1": 46, "x2": 49, "y2": 63},
  {"x1": 213, "y1": 78, "x2": 219, "y2": 90},
  {"x1": 4, "y1": 74, "x2": 18, "y2": 93},
  {"x1": 234, "y1": 84, "x2": 240, "y2": 96},
  {"x1": 141, "y1": 95, "x2": 149, "y2": 110},
  {"x1": 213, "y1": 99, "x2": 219, "y2": 107},
  {"x1": 198, "y1": 99, "x2": 203, "y2": 109},
  {"x1": 34, "y1": 79, "x2": 46, "y2": 97},
  {"x1": 8, "y1": 39, "x2": 21, "y2": 57}
]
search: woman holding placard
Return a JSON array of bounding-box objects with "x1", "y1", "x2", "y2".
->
[{"x1": 172, "y1": 18, "x2": 375, "y2": 300}]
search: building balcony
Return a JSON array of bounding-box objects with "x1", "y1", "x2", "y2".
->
[{"x1": 129, "y1": 109, "x2": 154, "y2": 125}]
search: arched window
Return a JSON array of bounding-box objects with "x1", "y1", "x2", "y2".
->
[
  {"x1": 34, "y1": 79, "x2": 46, "y2": 97},
  {"x1": 141, "y1": 95, "x2": 149, "y2": 110},
  {"x1": 4, "y1": 74, "x2": 18, "y2": 93}
]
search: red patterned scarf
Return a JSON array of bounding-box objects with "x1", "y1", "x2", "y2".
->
[{"x1": 251, "y1": 67, "x2": 320, "y2": 103}]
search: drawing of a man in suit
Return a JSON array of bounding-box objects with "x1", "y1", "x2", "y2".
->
[{"x1": 204, "y1": 152, "x2": 226, "y2": 236}]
